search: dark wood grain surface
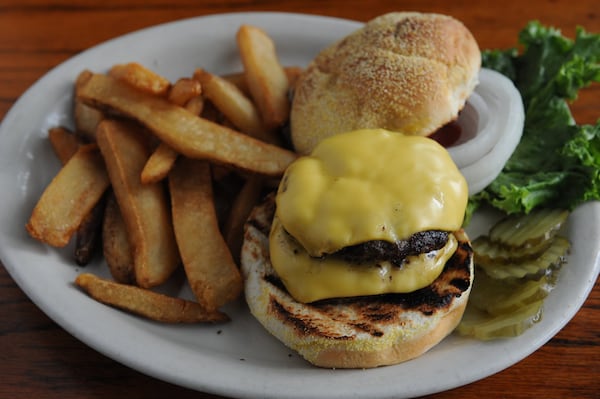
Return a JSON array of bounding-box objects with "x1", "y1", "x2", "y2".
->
[{"x1": 1, "y1": 1, "x2": 599, "y2": 398}]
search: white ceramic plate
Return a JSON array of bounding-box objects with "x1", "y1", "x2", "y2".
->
[{"x1": 1, "y1": 12, "x2": 599, "y2": 399}]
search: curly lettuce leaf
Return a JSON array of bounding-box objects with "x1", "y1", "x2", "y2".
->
[{"x1": 470, "y1": 21, "x2": 600, "y2": 217}]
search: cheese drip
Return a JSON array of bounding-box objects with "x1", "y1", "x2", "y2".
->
[{"x1": 269, "y1": 217, "x2": 458, "y2": 303}]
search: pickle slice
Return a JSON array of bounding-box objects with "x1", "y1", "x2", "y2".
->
[
  {"x1": 460, "y1": 208, "x2": 571, "y2": 341},
  {"x1": 489, "y1": 208, "x2": 569, "y2": 249},
  {"x1": 457, "y1": 299, "x2": 543, "y2": 340},
  {"x1": 473, "y1": 235, "x2": 552, "y2": 265},
  {"x1": 477, "y1": 236, "x2": 570, "y2": 280},
  {"x1": 469, "y1": 271, "x2": 550, "y2": 315}
]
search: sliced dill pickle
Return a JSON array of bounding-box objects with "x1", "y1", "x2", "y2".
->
[
  {"x1": 473, "y1": 235, "x2": 552, "y2": 265},
  {"x1": 469, "y1": 271, "x2": 550, "y2": 316},
  {"x1": 477, "y1": 236, "x2": 570, "y2": 280},
  {"x1": 459, "y1": 208, "x2": 571, "y2": 341},
  {"x1": 488, "y1": 208, "x2": 569, "y2": 249},
  {"x1": 457, "y1": 299, "x2": 543, "y2": 340}
]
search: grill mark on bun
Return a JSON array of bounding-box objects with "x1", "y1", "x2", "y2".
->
[
  {"x1": 351, "y1": 322, "x2": 384, "y2": 337},
  {"x1": 264, "y1": 273, "x2": 287, "y2": 291},
  {"x1": 450, "y1": 277, "x2": 471, "y2": 291},
  {"x1": 243, "y1": 194, "x2": 275, "y2": 236},
  {"x1": 269, "y1": 295, "x2": 355, "y2": 340},
  {"x1": 269, "y1": 299, "x2": 322, "y2": 336}
]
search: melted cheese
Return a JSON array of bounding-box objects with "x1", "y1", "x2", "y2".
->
[
  {"x1": 270, "y1": 217, "x2": 458, "y2": 303},
  {"x1": 275, "y1": 129, "x2": 467, "y2": 257},
  {"x1": 270, "y1": 128, "x2": 468, "y2": 302}
]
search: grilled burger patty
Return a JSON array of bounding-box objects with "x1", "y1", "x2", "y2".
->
[
  {"x1": 334, "y1": 230, "x2": 450, "y2": 266},
  {"x1": 280, "y1": 227, "x2": 450, "y2": 267}
]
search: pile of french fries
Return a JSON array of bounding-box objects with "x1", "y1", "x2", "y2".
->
[{"x1": 26, "y1": 25, "x2": 301, "y2": 323}]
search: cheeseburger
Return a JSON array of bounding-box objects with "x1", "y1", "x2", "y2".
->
[
  {"x1": 241, "y1": 129, "x2": 474, "y2": 368},
  {"x1": 240, "y1": 12, "x2": 479, "y2": 369}
]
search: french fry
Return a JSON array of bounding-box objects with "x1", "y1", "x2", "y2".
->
[
  {"x1": 223, "y1": 66, "x2": 303, "y2": 97},
  {"x1": 169, "y1": 158, "x2": 243, "y2": 311},
  {"x1": 74, "y1": 192, "x2": 106, "y2": 266},
  {"x1": 96, "y1": 119, "x2": 180, "y2": 288},
  {"x1": 74, "y1": 70, "x2": 104, "y2": 140},
  {"x1": 48, "y1": 126, "x2": 82, "y2": 163},
  {"x1": 75, "y1": 273, "x2": 229, "y2": 323},
  {"x1": 26, "y1": 144, "x2": 110, "y2": 247},
  {"x1": 77, "y1": 73, "x2": 297, "y2": 177},
  {"x1": 102, "y1": 192, "x2": 135, "y2": 284},
  {"x1": 75, "y1": 69, "x2": 93, "y2": 91},
  {"x1": 168, "y1": 77, "x2": 202, "y2": 106},
  {"x1": 236, "y1": 25, "x2": 290, "y2": 129},
  {"x1": 194, "y1": 68, "x2": 279, "y2": 144},
  {"x1": 184, "y1": 95, "x2": 205, "y2": 116},
  {"x1": 140, "y1": 142, "x2": 179, "y2": 184},
  {"x1": 108, "y1": 62, "x2": 171, "y2": 96},
  {"x1": 282, "y1": 65, "x2": 304, "y2": 90},
  {"x1": 223, "y1": 175, "x2": 264, "y2": 263},
  {"x1": 74, "y1": 100, "x2": 104, "y2": 140},
  {"x1": 47, "y1": 126, "x2": 103, "y2": 265}
]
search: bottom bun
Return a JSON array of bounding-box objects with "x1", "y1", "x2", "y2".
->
[{"x1": 241, "y1": 195, "x2": 474, "y2": 369}]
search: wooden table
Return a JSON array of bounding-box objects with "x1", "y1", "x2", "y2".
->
[{"x1": 1, "y1": 1, "x2": 599, "y2": 398}]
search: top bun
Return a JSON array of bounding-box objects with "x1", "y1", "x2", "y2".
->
[{"x1": 290, "y1": 12, "x2": 481, "y2": 154}]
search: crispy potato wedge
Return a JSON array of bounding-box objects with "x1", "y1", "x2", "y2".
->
[
  {"x1": 282, "y1": 65, "x2": 303, "y2": 90},
  {"x1": 223, "y1": 66, "x2": 303, "y2": 98},
  {"x1": 75, "y1": 69, "x2": 94, "y2": 91},
  {"x1": 223, "y1": 175, "x2": 263, "y2": 263},
  {"x1": 102, "y1": 192, "x2": 135, "y2": 284},
  {"x1": 74, "y1": 100, "x2": 104, "y2": 140},
  {"x1": 236, "y1": 25, "x2": 290, "y2": 129},
  {"x1": 140, "y1": 142, "x2": 179, "y2": 184},
  {"x1": 48, "y1": 126, "x2": 103, "y2": 265},
  {"x1": 75, "y1": 273, "x2": 229, "y2": 323},
  {"x1": 78, "y1": 73, "x2": 296, "y2": 176},
  {"x1": 48, "y1": 126, "x2": 82, "y2": 163},
  {"x1": 74, "y1": 70, "x2": 104, "y2": 140},
  {"x1": 169, "y1": 158, "x2": 243, "y2": 310},
  {"x1": 194, "y1": 68, "x2": 278, "y2": 144},
  {"x1": 96, "y1": 119, "x2": 180, "y2": 288},
  {"x1": 74, "y1": 192, "x2": 106, "y2": 266},
  {"x1": 183, "y1": 95, "x2": 205, "y2": 116},
  {"x1": 108, "y1": 62, "x2": 170, "y2": 96},
  {"x1": 168, "y1": 77, "x2": 202, "y2": 106},
  {"x1": 26, "y1": 144, "x2": 110, "y2": 247}
]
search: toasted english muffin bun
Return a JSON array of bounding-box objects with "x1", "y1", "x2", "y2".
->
[
  {"x1": 240, "y1": 195, "x2": 474, "y2": 369},
  {"x1": 290, "y1": 12, "x2": 481, "y2": 154}
]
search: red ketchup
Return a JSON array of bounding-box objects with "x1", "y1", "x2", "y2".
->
[{"x1": 428, "y1": 120, "x2": 462, "y2": 148}]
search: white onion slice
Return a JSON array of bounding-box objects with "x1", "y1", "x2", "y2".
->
[{"x1": 447, "y1": 68, "x2": 525, "y2": 195}]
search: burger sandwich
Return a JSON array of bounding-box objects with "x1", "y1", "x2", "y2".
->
[
  {"x1": 240, "y1": 12, "x2": 478, "y2": 369},
  {"x1": 241, "y1": 129, "x2": 474, "y2": 369}
]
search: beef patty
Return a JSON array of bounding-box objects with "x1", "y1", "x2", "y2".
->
[{"x1": 333, "y1": 231, "x2": 449, "y2": 266}]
